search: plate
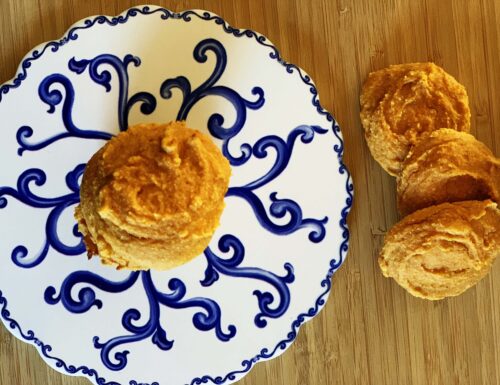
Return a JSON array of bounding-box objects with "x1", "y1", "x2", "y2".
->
[{"x1": 0, "y1": 5, "x2": 353, "y2": 385}]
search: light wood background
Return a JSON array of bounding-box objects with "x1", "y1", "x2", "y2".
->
[{"x1": 1, "y1": 0, "x2": 499, "y2": 384}]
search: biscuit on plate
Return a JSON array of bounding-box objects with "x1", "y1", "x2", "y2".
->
[
  {"x1": 360, "y1": 62, "x2": 471, "y2": 175},
  {"x1": 397, "y1": 128, "x2": 500, "y2": 215},
  {"x1": 379, "y1": 200, "x2": 500, "y2": 300},
  {"x1": 75, "y1": 121, "x2": 231, "y2": 271}
]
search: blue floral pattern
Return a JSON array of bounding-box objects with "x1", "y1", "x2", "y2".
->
[
  {"x1": 45, "y1": 270, "x2": 236, "y2": 371},
  {"x1": 0, "y1": 290, "x2": 155, "y2": 385},
  {"x1": 203, "y1": 234, "x2": 295, "y2": 328},
  {"x1": 160, "y1": 38, "x2": 264, "y2": 166},
  {"x1": 225, "y1": 124, "x2": 329, "y2": 242},
  {"x1": 0, "y1": 164, "x2": 85, "y2": 268},
  {"x1": 0, "y1": 6, "x2": 353, "y2": 385},
  {"x1": 16, "y1": 53, "x2": 156, "y2": 155}
]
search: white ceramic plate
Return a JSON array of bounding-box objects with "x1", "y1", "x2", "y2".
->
[{"x1": 0, "y1": 5, "x2": 353, "y2": 385}]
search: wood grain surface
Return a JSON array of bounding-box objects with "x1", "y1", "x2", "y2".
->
[{"x1": 1, "y1": 1, "x2": 499, "y2": 384}]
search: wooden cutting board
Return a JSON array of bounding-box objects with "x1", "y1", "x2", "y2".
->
[{"x1": 1, "y1": 0, "x2": 499, "y2": 384}]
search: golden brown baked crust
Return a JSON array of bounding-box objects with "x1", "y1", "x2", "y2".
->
[
  {"x1": 75, "y1": 121, "x2": 231, "y2": 271},
  {"x1": 360, "y1": 62, "x2": 471, "y2": 176},
  {"x1": 397, "y1": 128, "x2": 500, "y2": 215},
  {"x1": 378, "y1": 200, "x2": 500, "y2": 300}
]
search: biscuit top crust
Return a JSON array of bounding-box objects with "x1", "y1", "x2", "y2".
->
[{"x1": 97, "y1": 122, "x2": 230, "y2": 239}]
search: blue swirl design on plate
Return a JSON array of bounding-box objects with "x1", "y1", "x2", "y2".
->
[
  {"x1": 16, "y1": 74, "x2": 112, "y2": 155},
  {"x1": 68, "y1": 53, "x2": 157, "y2": 132},
  {"x1": 44, "y1": 271, "x2": 236, "y2": 371},
  {"x1": 0, "y1": 6, "x2": 353, "y2": 385},
  {"x1": 160, "y1": 38, "x2": 264, "y2": 165},
  {"x1": 0, "y1": 291, "x2": 155, "y2": 385},
  {"x1": 226, "y1": 124, "x2": 329, "y2": 242},
  {"x1": 16, "y1": 53, "x2": 156, "y2": 155},
  {"x1": 203, "y1": 234, "x2": 294, "y2": 328},
  {"x1": 0, "y1": 164, "x2": 85, "y2": 268}
]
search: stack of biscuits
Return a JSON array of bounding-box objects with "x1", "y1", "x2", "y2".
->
[{"x1": 360, "y1": 63, "x2": 500, "y2": 300}]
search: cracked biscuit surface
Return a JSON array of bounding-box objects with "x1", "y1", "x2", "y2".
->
[
  {"x1": 360, "y1": 62, "x2": 471, "y2": 175},
  {"x1": 379, "y1": 200, "x2": 500, "y2": 300},
  {"x1": 75, "y1": 121, "x2": 231, "y2": 271},
  {"x1": 397, "y1": 128, "x2": 500, "y2": 215}
]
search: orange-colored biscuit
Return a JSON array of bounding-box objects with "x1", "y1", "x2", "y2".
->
[
  {"x1": 379, "y1": 200, "x2": 500, "y2": 300},
  {"x1": 360, "y1": 62, "x2": 471, "y2": 176},
  {"x1": 397, "y1": 128, "x2": 500, "y2": 215},
  {"x1": 75, "y1": 121, "x2": 231, "y2": 271}
]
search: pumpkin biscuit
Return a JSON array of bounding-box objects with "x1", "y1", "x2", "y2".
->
[
  {"x1": 360, "y1": 62, "x2": 471, "y2": 175},
  {"x1": 397, "y1": 128, "x2": 500, "y2": 215},
  {"x1": 75, "y1": 121, "x2": 231, "y2": 271},
  {"x1": 379, "y1": 200, "x2": 500, "y2": 300}
]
